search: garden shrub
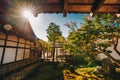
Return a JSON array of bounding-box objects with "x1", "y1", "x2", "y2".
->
[{"x1": 71, "y1": 55, "x2": 87, "y2": 65}]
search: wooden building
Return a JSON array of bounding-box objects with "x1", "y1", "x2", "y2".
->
[
  {"x1": 0, "y1": 24, "x2": 42, "y2": 75},
  {"x1": 0, "y1": 0, "x2": 42, "y2": 76}
]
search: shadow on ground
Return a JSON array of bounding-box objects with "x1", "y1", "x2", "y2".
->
[{"x1": 22, "y1": 62, "x2": 64, "y2": 80}]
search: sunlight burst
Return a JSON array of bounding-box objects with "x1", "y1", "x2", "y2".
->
[{"x1": 23, "y1": 9, "x2": 33, "y2": 19}]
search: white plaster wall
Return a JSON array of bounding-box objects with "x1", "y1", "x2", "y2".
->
[
  {"x1": 6, "y1": 41, "x2": 17, "y2": 46},
  {"x1": 16, "y1": 49, "x2": 24, "y2": 61},
  {"x1": 8, "y1": 35, "x2": 18, "y2": 41},
  {"x1": 0, "y1": 40, "x2": 5, "y2": 45},
  {"x1": 0, "y1": 48, "x2": 3, "y2": 64},
  {"x1": 3, "y1": 48, "x2": 16, "y2": 64},
  {"x1": 24, "y1": 49, "x2": 30, "y2": 59}
]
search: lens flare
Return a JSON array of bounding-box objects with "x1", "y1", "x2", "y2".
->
[{"x1": 23, "y1": 10, "x2": 33, "y2": 18}]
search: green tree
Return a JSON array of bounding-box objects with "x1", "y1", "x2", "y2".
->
[
  {"x1": 46, "y1": 22, "x2": 62, "y2": 62},
  {"x1": 65, "y1": 14, "x2": 120, "y2": 66},
  {"x1": 39, "y1": 39, "x2": 52, "y2": 59}
]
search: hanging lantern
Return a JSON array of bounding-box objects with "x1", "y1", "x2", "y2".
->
[{"x1": 3, "y1": 24, "x2": 12, "y2": 31}]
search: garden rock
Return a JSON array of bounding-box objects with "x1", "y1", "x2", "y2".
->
[
  {"x1": 69, "y1": 65, "x2": 75, "y2": 73},
  {"x1": 94, "y1": 66, "x2": 103, "y2": 73}
]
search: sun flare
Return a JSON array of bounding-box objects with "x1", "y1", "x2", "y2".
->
[{"x1": 23, "y1": 9, "x2": 33, "y2": 19}]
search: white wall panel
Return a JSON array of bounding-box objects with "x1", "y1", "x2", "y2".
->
[
  {"x1": 18, "y1": 43, "x2": 25, "y2": 47},
  {"x1": 31, "y1": 42, "x2": 34, "y2": 46},
  {"x1": 0, "y1": 40, "x2": 5, "y2": 45},
  {"x1": 19, "y1": 38, "x2": 25, "y2": 43},
  {"x1": 24, "y1": 49, "x2": 30, "y2": 59},
  {"x1": 8, "y1": 35, "x2": 18, "y2": 41},
  {"x1": 26, "y1": 40, "x2": 30, "y2": 45},
  {"x1": 0, "y1": 48, "x2": 3, "y2": 64},
  {"x1": 16, "y1": 49, "x2": 24, "y2": 61},
  {"x1": 3, "y1": 48, "x2": 16, "y2": 64},
  {"x1": 26, "y1": 44, "x2": 30, "y2": 48},
  {"x1": 6, "y1": 41, "x2": 17, "y2": 46}
]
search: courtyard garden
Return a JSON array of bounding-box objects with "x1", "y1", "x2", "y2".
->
[
  {"x1": 22, "y1": 13, "x2": 120, "y2": 80},
  {"x1": 22, "y1": 55, "x2": 120, "y2": 80}
]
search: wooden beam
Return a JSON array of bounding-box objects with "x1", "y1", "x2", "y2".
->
[
  {"x1": 63, "y1": 0, "x2": 68, "y2": 17},
  {"x1": 37, "y1": 5, "x2": 92, "y2": 13},
  {"x1": 68, "y1": 5, "x2": 91, "y2": 12},
  {"x1": 103, "y1": 4, "x2": 120, "y2": 7},
  {"x1": 91, "y1": 0, "x2": 105, "y2": 16},
  {"x1": 98, "y1": 5, "x2": 120, "y2": 13},
  {"x1": 36, "y1": 5, "x2": 63, "y2": 13}
]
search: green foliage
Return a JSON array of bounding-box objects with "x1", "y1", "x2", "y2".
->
[
  {"x1": 38, "y1": 39, "x2": 52, "y2": 53},
  {"x1": 65, "y1": 13, "x2": 120, "y2": 64},
  {"x1": 46, "y1": 22, "x2": 62, "y2": 62},
  {"x1": 72, "y1": 54, "x2": 87, "y2": 66},
  {"x1": 46, "y1": 22, "x2": 62, "y2": 43}
]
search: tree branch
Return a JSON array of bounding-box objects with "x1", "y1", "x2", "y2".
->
[
  {"x1": 103, "y1": 51, "x2": 120, "y2": 67},
  {"x1": 98, "y1": 48, "x2": 120, "y2": 67},
  {"x1": 113, "y1": 37, "x2": 120, "y2": 56}
]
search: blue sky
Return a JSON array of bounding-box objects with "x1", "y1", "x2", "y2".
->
[{"x1": 29, "y1": 13, "x2": 86, "y2": 41}]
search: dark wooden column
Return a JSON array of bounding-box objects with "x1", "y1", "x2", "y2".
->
[
  {"x1": 15, "y1": 37, "x2": 19, "y2": 61},
  {"x1": 1, "y1": 34, "x2": 8, "y2": 64},
  {"x1": 30, "y1": 41, "x2": 32, "y2": 58},
  {"x1": 23, "y1": 40, "x2": 26, "y2": 59}
]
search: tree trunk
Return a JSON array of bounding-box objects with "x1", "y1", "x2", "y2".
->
[
  {"x1": 43, "y1": 50, "x2": 45, "y2": 59},
  {"x1": 114, "y1": 37, "x2": 120, "y2": 56},
  {"x1": 47, "y1": 49, "x2": 48, "y2": 60},
  {"x1": 52, "y1": 43, "x2": 55, "y2": 62},
  {"x1": 103, "y1": 51, "x2": 120, "y2": 67},
  {"x1": 98, "y1": 47, "x2": 120, "y2": 67}
]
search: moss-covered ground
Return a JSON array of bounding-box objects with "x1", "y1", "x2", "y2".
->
[
  {"x1": 22, "y1": 62, "x2": 120, "y2": 80},
  {"x1": 22, "y1": 62, "x2": 64, "y2": 80},
  {"x1": 63, "y1": 67, "x2": 104, "y2": 80}
]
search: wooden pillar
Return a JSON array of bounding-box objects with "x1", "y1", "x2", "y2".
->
[
  {"x1": 1, "y1": 34, "x2": 8, "y2": 64},
  {"x1": 23, "y1": 40, "x2": 26, "y2": 59},
  {"x1": 47, "y1": 51, "x2": 48, "y2": 59},
  {"x1": 29, "y1": 41, "x2": 32, "y2": 58},
  {"x1": 15, "y1": 37, "x2": 19, "y2": 61},
  {"x1": 56, "y1": 48, "x2": 58, "y2": 61}
]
